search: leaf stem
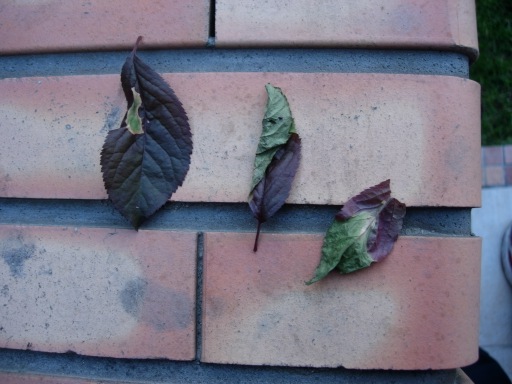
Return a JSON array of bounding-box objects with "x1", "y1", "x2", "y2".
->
[{"x1": 253, "y1": 220, "x2": 262, "y2": 253}]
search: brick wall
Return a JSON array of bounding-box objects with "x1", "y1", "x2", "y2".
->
[{"x1": 0, "y1": 1, "x2": 480, "y2": 383}]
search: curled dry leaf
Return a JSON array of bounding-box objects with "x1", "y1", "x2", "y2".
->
[
  {"x1": 249, "y1": 84, "x2": 301, "y2": 252},
  {"x1": 101, "y1": 36, "x2": 193, "y2": 228},
  {"x1": 306, "y1": 179, "x2": 406, "y2": 285}
]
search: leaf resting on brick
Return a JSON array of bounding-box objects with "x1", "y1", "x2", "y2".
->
[
  {"x1": 249, "y1": 84, "x2": 301, "y2": 252},
  {"x1": 306, "y1": 180, "x2": 406, "y2": 285},
  {"x1": 101, "y1": 36, "x2": 192, "y2": 228}
]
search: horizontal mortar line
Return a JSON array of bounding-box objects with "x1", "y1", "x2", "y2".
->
[
  {"x1": 0, "y1": 49, "x2": 469, "y2": 79},
  {"x1": 0, "y1": 199, "x2": 472, "y2": 236},
  {"x1": 0, "y1": 349, "x2": 457, "y2": 383}
]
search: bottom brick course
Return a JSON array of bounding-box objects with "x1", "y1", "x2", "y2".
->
[
  {"x1": 0, "y1": 225, "x2": 197, "y2": 360},
  {"x1": 202, "y1": 232, "x2": 481, "y2": 369}
]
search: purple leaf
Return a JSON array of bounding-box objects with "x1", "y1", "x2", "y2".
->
[
  {"x1": 336, "y1": 179, "x2": 391, "y2": 221},
  {"x1": 367, "y1": 197, "x2": 406, "y2": 262},
  {"x1": 101, "y1": 36, "x2": 192, "y2": 228},
  {"x1": 249, "y1": 133, "x2": 301, "y2": 252}
]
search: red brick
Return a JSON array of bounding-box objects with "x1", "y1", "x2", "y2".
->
[
  {"x1": 216, "y1": 0, "x2": 478, "y2": 57},
  {"x1": 0, "y1": 73, "x2": 481, "y2": 207},
  {"x1": 202, "y1": 232, "x2": 481, "y2": 369},
  {"x1": 0, "y1": 225, "x2": 196, "y2": 360},
  {"x1": 0, "y1": 0, "x2": 209, "y2": 54},
  {"x1": 0, "y1": 372, "x2": 122, "y2": 384}
]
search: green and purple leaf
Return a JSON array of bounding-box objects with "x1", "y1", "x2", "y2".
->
[
  {"x1": 306, "y1": 180, "x2": 406, "y2": 285},
  {"x1": 101, "y1": 36, "x2": 192, "y2": 228},
  {"x1": 249, "y1": 84, "x2": 301, "y2": 252},
  {"x1": 250, "y1": 84, "x2": 297, "y2": 191}
]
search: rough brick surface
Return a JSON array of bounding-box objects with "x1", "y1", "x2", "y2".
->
[
  {"x1": 216, "y1": 0, "x2": 478, "y2": 57},
  {"x1": 0, "y1": 225, "x2": 197, "y2": 360},
  {"x1": 0, "y1": 73, "x2": 481, "y2": 207},
  {"x1": 202, "y1": 233, "x2": 481, "y2": 369},
  {"x1": 0, "y1": 0, "x2": 209, "y2": 54}
]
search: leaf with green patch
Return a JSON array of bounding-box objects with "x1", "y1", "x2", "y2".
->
[
  {"x1": 101, "y1": 36, "x2": 192, "y2": 228},
  {"x1": 249, "y1": 84, "x2": 301, "y2": 252},
  {"x1": 250, "y1": 84, "x2": 296, "y2": 191},
  {"x1": 306, "y1": 180, "x2": 406, "y2": 285}
]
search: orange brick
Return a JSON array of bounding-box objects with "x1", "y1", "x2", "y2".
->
[
  {"x1": 0, "y1": 0, "x2": 209, "y2": 54},
  {"x1": 0, "y1": 372, "x2": 118, "y2": 384},
  {"x1": 216, "y1": 0, "x2": 478, "y2": 58},
  {"x1": 0, "y1": 73, "x2": 481, "y2": 207},
  {"x1": 0, "y1": 225, "x2": 197, "y2": 360},
  {"x1": 202, "y1": 232, "x2": 481, "y2": 369}
]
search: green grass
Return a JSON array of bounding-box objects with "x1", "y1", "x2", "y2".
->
[{"x1": 470, "y1": 0, "x2": 512, "y2": 145}]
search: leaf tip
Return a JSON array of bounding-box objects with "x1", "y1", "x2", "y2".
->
[
  {"x1": 129, "y1": 214, "x2": 144, "y2": 230},
  {"x1": 132, "y1": 36, "x2": 143, "y2": 55}
]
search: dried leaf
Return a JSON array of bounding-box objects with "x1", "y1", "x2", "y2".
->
[
  {"x1": 101, "y1": 36, "x2": 192, "y2": 228},
  {"x1": 306, "y1": 180, "x2": 406, "y2": 285},
  {"x1": 249, "y1": 84, "x2": 301, "y2": 252}
]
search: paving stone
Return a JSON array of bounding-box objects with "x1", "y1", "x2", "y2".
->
[
  {"x1": 505, "y1": 166, "x2": 512, "y2": 186},
  {"x1": 483, "y1": 146, "x2": 504, "y2": 166},
  {"x1": 504, "y1": 145, "x2": 512, "y2": 165},
  {"x1": 484, "y1": 166, "x2": 505, "y2": 187}
]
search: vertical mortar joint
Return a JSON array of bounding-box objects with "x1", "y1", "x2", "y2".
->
[
  {"x1": 195, "y1": 231, "x2": 204, "y2": 362},
  {"x1": 207, "y1": 0, "x2": 216, "y2": 47}
]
